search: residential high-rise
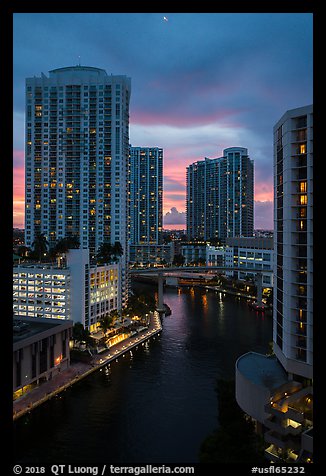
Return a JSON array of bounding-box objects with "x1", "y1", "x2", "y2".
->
[
  {"x1": 186, "y1": 147, "x2": 254, "y2": 242},
  {"x1": 235, "y1": 105, "x2": 313, "y2": 463},
  {"x1": 273, "y1": 105, "x2": 313, "y2": 379},
  {"x1": 24, "y1": 66, "x2": 131, "y2": 308},
  {"x1": 129, "y1": 146, "x2": 163, "y2": 245}
]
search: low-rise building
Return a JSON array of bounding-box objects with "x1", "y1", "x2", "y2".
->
[
  {"x1": 225, "y1": 236, "x2": 274, "y2": 287},
  {"x1": 206, "y1": 245, "x2": 225, "y2": 266},
  {"x1": 13, "y1": 316, "x2": 73, "y2": 394},
  {"x1": 129, "y1": 243, "x2": 174, "y2": 266},
  {"x1": 13, "y1": 249, "x2": 120, "y2": 332},
  {"x1": 180, "y1": 242, "x2": 207, "y2": 264}
]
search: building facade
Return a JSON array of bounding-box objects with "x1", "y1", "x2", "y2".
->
[
  {"x1": 13, "y1": 249, "x2": 119, "y2": 332},
  {"x1": 129, "y1": 243, "x2": 174, "y2": 266},
  {"x1": 129, "y1": 146, "x2": 163, "y2": 245},
  {"x1": 225, "y1": 237, "x2": 274, "y2": 287},
  {"x1": 273, "y1": 105, "x2": 313, "y2": 379},
  {"x1": 186, "y1": 147, "x2": 254, "y2": 242},
  {"x1": 13, "y1": 317, "x2": 73, "y2": 394},
  {"x1": 235, "y1": 105, "x2": 313, "y2": 463},
  {"x1": 24, "y1": 65, "x2": 131, "y2": 308}
]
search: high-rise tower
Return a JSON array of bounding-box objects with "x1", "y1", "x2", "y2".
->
[
  {"x1": 186, "y1": 147, "x2": 254, "y2": 241},
  {"x1": 129, "y1": 146, "x2": 163, "y2": 245},
  {"x1": 235, "y1": 106, "x2": 313, "y2": 463},
  {"x1": 273, "y1": 104, "x2": 313, "y2": 379},
  {"x1": 24, "y1": 66, "x2": 131, "y2": 308}
]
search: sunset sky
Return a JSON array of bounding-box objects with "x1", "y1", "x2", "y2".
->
[{"x1": 13, "y1": 13, "x2": 313, "y2": 230}]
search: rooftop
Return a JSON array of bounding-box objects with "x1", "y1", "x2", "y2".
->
[
  {"x1": 13, "y1": 317, "x2": 71, "y2": 344},
  {"x1": 49, "y1": 65, "x2": 107, "y2": 75},
  {"x1": 236, "y1": 352, "x2": 288, "y2": 390}
]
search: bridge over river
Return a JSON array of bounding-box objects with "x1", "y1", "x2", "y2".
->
[{"x1": 129, "y1": 266, "x2": 272, "y2": 312}]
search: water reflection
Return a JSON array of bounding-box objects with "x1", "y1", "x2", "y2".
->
[{"x1": 14, "y1": 284, "x2": 272, "y2": 465}]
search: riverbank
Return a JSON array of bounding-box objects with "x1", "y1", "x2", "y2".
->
[
  {"x1": 13, "y1": 312, "x2": 162, "y2": 421},
  {"x1": 133, "y1": 276, "x2": 272, "y2": 311}
]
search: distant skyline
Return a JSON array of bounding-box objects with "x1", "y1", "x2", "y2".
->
[{"x1": 13, "y1": 13, "x2": 313, "y2": 230}]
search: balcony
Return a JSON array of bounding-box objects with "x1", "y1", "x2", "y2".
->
[
  {"x1": 265, "y1": 445, "x2": 299, "y2": 463},
  {"x1": 264, "y1": 415, "x2": 303, "y2": 436},
  {"x1": 265, "y1": 386, "x2": 312, "y2": 424},
  {"x1": 265, "y1": 430, "x2": 301, "y2": 451}
]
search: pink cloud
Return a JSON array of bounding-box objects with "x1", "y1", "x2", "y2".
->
[
  {"x1": 130, "y1": 108, "x2": 243, "y2": 128},
  {"x1": 13, "y1": 148, "x2": 25, "y2": 167},
  {"x1": 254, "y1": 180, "x2": 273, "y2": 202},
  {"x1": 13, "y1": 150, "x2": 25, "y2": 228}
]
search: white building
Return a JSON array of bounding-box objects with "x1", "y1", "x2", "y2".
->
[
  {"x1": 235, "y1": 105, "x2": 313, "y2": 464},
  {"x1": 206, "y1": 245, "x2": 225, "y2": 267},
  {"x1": 13, "y1": 249, "x2": 119, "y2": 333},
  {"x1": 13, "y1": 266, "x2": 70, "y2": 321},
  {"x1": 225, "y1": 237, "x2": 274, "y2": 287},
  {"x1": 273, "y1": 104, "x2": 313, "y2": 379},
  {"x1": 24, "y1": 65, "x2": 131, "y2": 308}
]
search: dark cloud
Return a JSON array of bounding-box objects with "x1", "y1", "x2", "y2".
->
[
  {"x1": 164, "y1": 176, "x2": 186, "y2": 193},
  {"x1": 13, "y1": 13, "x2": 312, "y2": 228}
]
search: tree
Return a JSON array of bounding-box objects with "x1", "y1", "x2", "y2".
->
[
  {"x1": 16, "y1": 245, "x2": 31, "y2": 258},
  {"x1": 99, "y1": 313, "x2": 116, "y2": 336},
  {"x1": 48, "y1": 235, "x2": 80, "y2": 266},
  {"x1": 72, "y1": 322, "x2": 93, "y2": 347},
  {"x1": 172, "y1": 253, "x2": 185, "y2": 266},
  {"x1": 97, "y1": 241, "x2": 123, "y2": 264},
  {"x1": 31, "y1": 233, "x2": 49, "y2": 262},
  {"x1": 126, "y1": 291, "x2": 156, "y2": 318},
  {"x1": 199, "y1": 379, "x2": 265, "y2": 464}
]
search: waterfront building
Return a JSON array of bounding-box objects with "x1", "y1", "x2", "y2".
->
[
  {"x1": 225, "y1": 236, "x2": 274, "y2": 287},
  {"x1": 129, "y1": 146, "x2": 163, "y2": 245},
  {"x1": 235, "y1": 105, "x2": 313, "y2": 463},
  {"x1": 24, "y1": 65, "x2": 131, "y2": 308},
  {"x1": 206, "y1": 245, "x2": 225, "y2": 267},
  {"x1": 186, "y1": 147, "x2": 254, "y2": 242},
  {"x1": 13, "y1": 317, "x2": 73, "y2": 395},
  {"x1": 180, "y1": 242, "x2": 208, "y2": 265},
  {"x1": 13, "y1": 249, "x2": 119, "y2": 332}
]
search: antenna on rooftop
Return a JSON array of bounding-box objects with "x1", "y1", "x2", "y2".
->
[{"x1": 77, "y1": 55, "x2": 81, "y2": 66}]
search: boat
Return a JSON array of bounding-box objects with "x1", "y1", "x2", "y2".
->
[{"x1": 248, "y1": 301, "x2": 265, "y2": 312}]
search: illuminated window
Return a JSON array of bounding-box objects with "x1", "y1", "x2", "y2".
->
[
  {"x1": 300, "y1": 195, "x2": 307, "y2": 205},
  {"x1": 300, "y1": 181, "x2": 307, "y2": 193},
  {"x1": 300, "y1": 144, "x2": 306, "y2": 154}
]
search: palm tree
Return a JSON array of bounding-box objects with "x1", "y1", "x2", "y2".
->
[
  {"x1": 112, "y1": 241, "x2": 123, "y2": 259},
  {"x1": 50, "y1": 235, "x2": 81, "y2": 266},
  {"x1": 31, "y1": 233, "x2": 49, "y2": 262},
  {"x1": 99, "y1": 313, "x2": 114, "y2": 337},
  {"x1": 96, "y1": 241, "x2": 123, "y2": 264}
]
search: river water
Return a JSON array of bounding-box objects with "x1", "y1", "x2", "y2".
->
[{"x1": 13, "y1": 284, "x2": 272, "y2": 465}]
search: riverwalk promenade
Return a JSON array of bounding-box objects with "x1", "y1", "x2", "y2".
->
[{"x1": 13, "y1": 312, "x2": 162, "y2": 421}]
